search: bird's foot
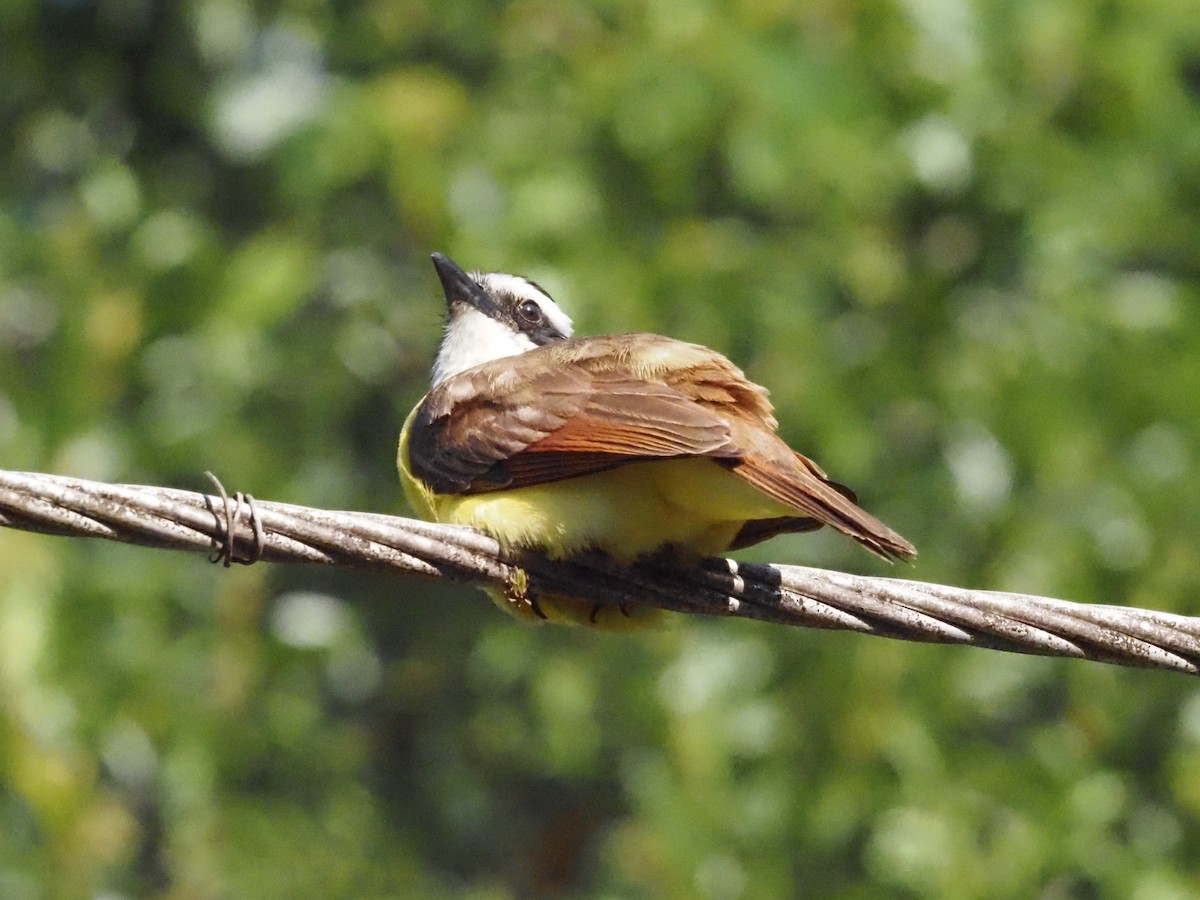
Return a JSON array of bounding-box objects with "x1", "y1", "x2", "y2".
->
[{"x1": 502, "y1": 568, "x2": 547, "y2": 620}]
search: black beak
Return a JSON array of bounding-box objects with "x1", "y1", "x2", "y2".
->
[{"x1": 431, "y1": 253, "x2": 499, "y2": 317}]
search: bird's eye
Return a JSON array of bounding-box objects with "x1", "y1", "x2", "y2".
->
[{"x1": 517, "y1": 299, "x2": 543, "y2": 325}]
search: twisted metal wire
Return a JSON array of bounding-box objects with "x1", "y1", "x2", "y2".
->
[{"x1": 1, "y1": 469, "x2": 1197, "y2": 675}]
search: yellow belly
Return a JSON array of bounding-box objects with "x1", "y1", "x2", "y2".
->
[
  {"x1": 398, "y1": 424, "x2": 788, "y2": 626},
  {"x1": 424, "y1": 458, "x2": 785, "y2": 561}
]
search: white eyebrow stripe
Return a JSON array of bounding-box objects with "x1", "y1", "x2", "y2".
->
[{"x1": 476, "y1": 272, "x2": 574, "y2": 338}]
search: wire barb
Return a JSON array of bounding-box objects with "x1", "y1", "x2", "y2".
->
[
  {"x1": 203, "y1": 471, "x2": 265, "y2": 567},
  {"x1": 0, "y1": 468, "x2": 1197, "y2": 676}
]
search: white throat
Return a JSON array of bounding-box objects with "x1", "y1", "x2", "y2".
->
[{"x1": 432, "y1": 307, "x2": 537, "y2": 385}]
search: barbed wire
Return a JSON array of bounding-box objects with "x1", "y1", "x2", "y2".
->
[{"x1": 1, "y1": 469, "x2": 1197, "y2": 675}]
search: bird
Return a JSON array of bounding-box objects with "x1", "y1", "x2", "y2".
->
[{"x1": 398, "y1": 252, "x2": 915, "y2": 627}]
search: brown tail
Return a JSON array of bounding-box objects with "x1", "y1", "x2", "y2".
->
[
  {"x1": 728, "y1": 449, "x2": 916, "y2": 561},
  {"x1": 729, "y1": 516, "x2": 823, "y2": 551}
]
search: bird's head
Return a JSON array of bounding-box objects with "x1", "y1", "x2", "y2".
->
[{"x1": 429, "y1": 252, "x2": 573, "y2": 385}]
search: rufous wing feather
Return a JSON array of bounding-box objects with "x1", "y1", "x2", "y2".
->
[
  {"x1": 407, "y1": 340, "x2": 744, "y2": 493},
  {"x1": 728, "y1": 438, "x2": 916, "y2": 560},
  {"x1": 407, "y1": 332, "x2": 915, "y2": 560}
]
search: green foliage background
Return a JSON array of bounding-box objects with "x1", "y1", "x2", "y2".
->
[{"x1": 3, "y1": 0, "x2": 1200, "y2": 896}]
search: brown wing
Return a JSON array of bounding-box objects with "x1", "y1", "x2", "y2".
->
[
  {"x1": 406, "y1": 336, "x2": 743, "y2": 494},
  {"x1": 407, "y1": 333, "x2": 916, "y2": 560}
]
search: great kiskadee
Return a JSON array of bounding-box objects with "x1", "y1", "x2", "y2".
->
[{"x1": 398, "y1": 253, "x2": 915, "y2": 627}]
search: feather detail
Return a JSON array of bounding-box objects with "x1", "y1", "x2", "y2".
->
[{"x1": 405, "y1": 332, "x2": 915, "y2": 560}]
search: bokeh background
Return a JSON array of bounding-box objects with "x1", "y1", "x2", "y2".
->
[{"x1": 4, "y1": 0, "x2": 1200, "y2": 896}]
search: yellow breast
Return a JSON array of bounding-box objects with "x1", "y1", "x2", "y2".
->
[
  {"x1": 397, "y1": 416, "x2": 789, "y2": 626},
  {"x1": 401, "y1": 430, "x2": 785, "y2": 561}
]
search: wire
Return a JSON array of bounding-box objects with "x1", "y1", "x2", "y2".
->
[{"x1": 1, "y1": 469, "x2": 1196, "y2": 675}]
